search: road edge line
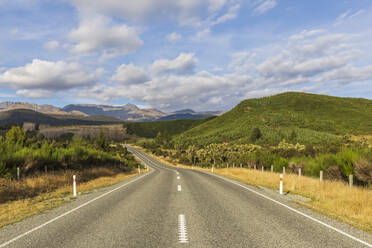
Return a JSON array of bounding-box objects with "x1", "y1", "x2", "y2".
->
[{"x1": 0, "y1": 169, "x2": 154, "y2": 248}]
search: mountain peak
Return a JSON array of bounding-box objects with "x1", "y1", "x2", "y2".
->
[{"x1": 173, "y1": 109, "x2": 195, "y2": 114}]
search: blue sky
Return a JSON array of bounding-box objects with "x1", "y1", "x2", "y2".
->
[{"x1": 0, "y1": 0, "x2": 371, "y2": 111}]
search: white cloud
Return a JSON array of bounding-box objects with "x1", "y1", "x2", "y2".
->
[
  {"x1": 111, "y1": 64, "x2": 149, "y2": 85},
  {"x1": 166, "y1": 32, "x2": 182, "y2": 42},
  {"x1": 80, "y1": 27, "x2": 372, "y2": 111},
  {"x1": 194, "y1": 28, "x2": 211, "y2": 40},
  {"x1": 0, "y1": 59, "x2": 100, "y2": 98},
  {"x1": 212, "y1": 4, "x2": 240, "y2": 25},
  {"x1": 16, "y1": 89, "x2": 52, "y2": 98},
  {"x1": 335, "y1": 9, "x2": 365, "y2": 25},
  {"x1": 254, "y1": 0, "x2": 277, "y2": 15},
  {"x1": 44, "y1": 40, "x2": 60, "y2": 50},
  {"x1": 68, "y1": 16, "x2": 143, "y2": 57},
  {"x1": 81, "y1": 71, "x2": 249, "y2": 110},
  {"x1": 316, "y1": 65, "x2": 372, "y2": 84},
  {"x1": 149, "y1": 53, "x2": 197, "y2": 75},
  {"x1": 72, "y1": 0, "x2": 242, "y2": 27}
]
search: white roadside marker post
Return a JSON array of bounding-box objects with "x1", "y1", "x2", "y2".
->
[
  {"x1": 299, "y1": 168, "x2": 302, "y2": 177},
  {"x1": 17, "y1": 167, "x2": 20, "y2": 181},
  {"x1": 271, "y1": 165, "x2": 273, "y2": 173},
  {"x1": 73, "y1": 175, "x2": 77, "y2": 197},
  {"x1": 283, "y1": 167, "x2": 286, "y2": 175},
  {"x1": 262, "y1": 166, "x2": 264, "y2": 172},
  {"x1": 279, "y1": 174, "x2": 283, "y2": 195},
  {"x1": 320, "y1": 170, "x2": 323, "y2": 182},
  {"x1": 349, "y1": 174, "x2": 353, "y2": 188},
  {"x1": 211, "y1": 166, "x2": 214, "y2": 173},
  {"x1": 138, "y1": 165, "x2": 140, "y2": 175}
]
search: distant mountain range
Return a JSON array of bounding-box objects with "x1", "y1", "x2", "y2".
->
[
  {"x1": 157, "y1": 109, "x2": 222, "y2": 121},
  {"x1": 0, "y1": 102, "x2": 221, "y2": 122}
]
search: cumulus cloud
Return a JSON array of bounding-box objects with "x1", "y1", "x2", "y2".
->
[
  {"x1": 111, "y1": 64, "x2": 149, "y2": 85},
  {"x1": 68, "y1": 16, "x2": 143, "y2": 57},
  {"x1": 166, "y1": 32, "x2": 182, "y2": 42},
  {"x1": 149, "y1": 53, "x2": 197, "y2": 75},
  {"x1": 80, "y1": 28, "x2": 372, "y2": 111},
  {"x1": 81, "y1": 70, "x2": 250, "y2": 110},
  {"x1": 0, "y1": 59, "x2": 101, "y2": 97}
]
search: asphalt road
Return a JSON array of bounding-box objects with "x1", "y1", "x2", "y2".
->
[{"x1": 1, "y1": 146, "x2": 372, "y2": 247}]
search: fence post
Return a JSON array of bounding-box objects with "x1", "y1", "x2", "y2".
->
[
  {"x1": 279, "y1": 174, "x2": 283, "y2": 195},
  {"x1": 349, "y1": 174, "x2": 353, "y2": 188},
  {"x1": 299, "y1": 168, "x2": 301, "y2": 177},
  {"x1": 45, "y1": 166, "x2": 48, "y2": 173},
  {"x1": 320, "y1": 170, "x2": 323, "y2": 182},
  {"x1": 73, "y1": 175, "x2": 77, "y2": 197},
  {"x1": 283, "y1": 167, "x2": 285, "y2": 175},
  {"x1": 271, "y1": 165, "x2": 273, "y2": 173}
]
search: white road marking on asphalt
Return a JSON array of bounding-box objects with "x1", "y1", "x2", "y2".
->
[
  {"x1": 206, "y1": 172, "x2": 372, "y2": 248},
  {"x1": 0, "y1": 169, "x2": 154, "y2": 248},
  {"x1": 178, "y1": 214, "x2": 189, "y2": 243},
  {"x1": 176, "y1": 171, "x2": 179, "y2": 175},
  {"x1": 177, "y1": 176, "x2": 180, "y2": 179},
  {"x1": 177, "y1": 185, "x2": 182, "y2": 191}
]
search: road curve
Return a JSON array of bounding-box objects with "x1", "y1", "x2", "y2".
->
[{"x1": 0, "y1": 146, "x2": 371, "y2": 247}]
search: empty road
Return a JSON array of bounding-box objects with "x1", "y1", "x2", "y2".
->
[{"x1": 1, "y1": 146, "x2": 372, "y2": 247}]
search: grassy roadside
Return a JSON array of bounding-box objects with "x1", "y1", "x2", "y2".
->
[
  {"x1": 0, "y1": 168, "x2": 138, "y2": 228},
  {"x1": 141, "y1": 147, "x2": 372, "y2": 234}
]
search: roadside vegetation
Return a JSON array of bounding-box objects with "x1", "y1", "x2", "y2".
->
[
  {"x1": 133, "y1": 92, "x2": 372, "y2": 186},
  {"x1": 0, "y1": 168, "x2": 136, "y2": 228},
  {"x1": 0, "y1": 126, "x2": 140, "y2": 202},
  {"x1": 0, "y1": 125, "x2": 141, "y2": 227},
  {"x1": 131, "y1": 92, "x2": 372, "y2": 232},
  {"x1": 174, "y1": 92, "x2": 372, "y2": 147},
  {"x1": 123, "y1": 117, "x2": 214, "y2": 138}
]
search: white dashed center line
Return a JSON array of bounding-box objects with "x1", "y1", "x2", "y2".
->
[
  {"x1": 177, "y1": 176, "x2": 180, "y2": 179},
  {"x1": 178, "y1": 214, "x2": 189, "y2": 243},
  {"x1": 177, "y1": 185, "x2": 182, "y2": 191}
]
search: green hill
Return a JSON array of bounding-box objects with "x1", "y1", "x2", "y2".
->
[
  {"x1": 174, "y1": 92, "x2": 372, "y2": 147},
  {"x1": 0, "y1": 109, "x2": 123, "y2": 127},
  {"x1": 123, "y1": 117, "x2": 215, "y2": 138}
]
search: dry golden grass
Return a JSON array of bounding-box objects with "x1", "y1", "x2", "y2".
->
[
  {"x1": 0, "y1": 168, "x2": 137, "y2": 228},
  {"x1": 146, "y1": 150, "x2": 372, "y2": 233}
]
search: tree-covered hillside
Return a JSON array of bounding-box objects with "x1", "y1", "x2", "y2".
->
[
  {"x1": 0, "y1": 109, "x2": 123, "y2": 127},
  {"x1": 174, "y1": 92, "x2": 372, "y2": 147},
  {"x1": 123, "y1": 117, "x2": 215, "y2": 138}
]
